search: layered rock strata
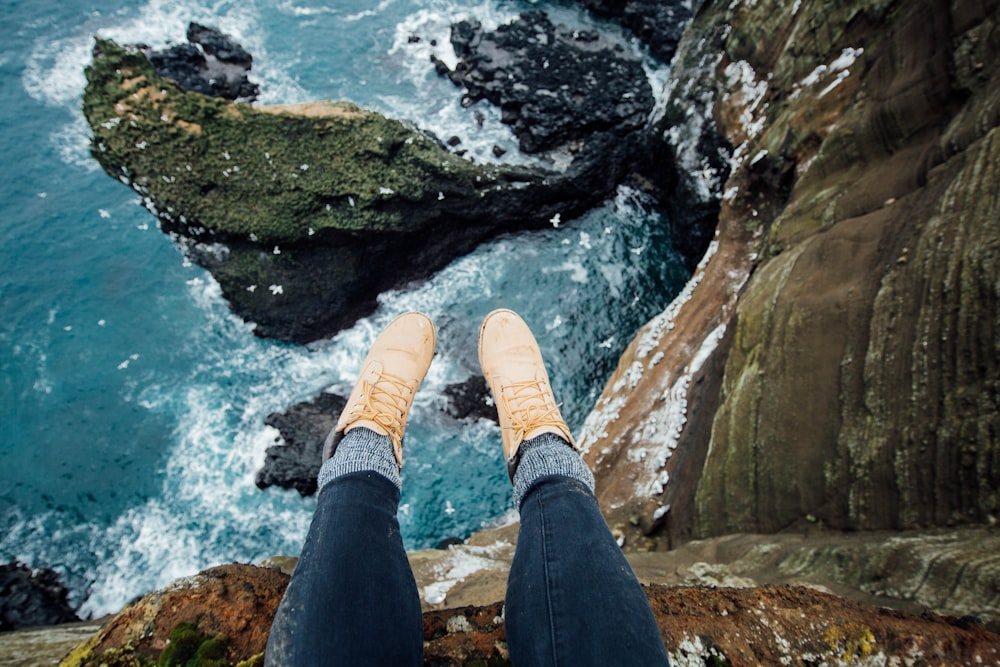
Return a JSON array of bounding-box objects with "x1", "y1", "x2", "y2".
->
[{"x1": 582, "y1": 0, "x2": 1000, "y2": 543}]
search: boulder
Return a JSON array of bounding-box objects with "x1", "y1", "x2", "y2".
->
[
  {"x1": 255, "y1": 392, "x2": 346, "y2": 496},
  {"x1": 254, "y1": 378, "x2": 497, "y2": 497},
  {"x1": 0, "y1": 562, "x2": 79, "y2": 631},
  {"x1": 442, "y1": 375, "x2": 496, "y2": 423},
  {"x1": 580, "y1": 0, "x2": 692, "y2": 62},
  {"x1": 437, "y1": 10, "x2": 654, "y2": 154},
  {"x1": 147, "y1": 23, "x2": 258, "y2": 101}
]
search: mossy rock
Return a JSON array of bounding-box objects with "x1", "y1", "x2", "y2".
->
[
  {"x1": 81, "y1": 37, "x2": 638, "y2": 341},
  {"x1": 83, "y1": 39, "x2": 513, "y2": 244}
]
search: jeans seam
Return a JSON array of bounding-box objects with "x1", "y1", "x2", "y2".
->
[{"x1": 538, "y1": 487, "x2": 560, "y2": 667}]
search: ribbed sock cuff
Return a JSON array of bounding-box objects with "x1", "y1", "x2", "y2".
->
[
  {"x1": 512, "y1": 432, "x2": 595, "y2": 508},
  {"x1": 317, "y1": 427, "x2": 401, "y2": 492}
]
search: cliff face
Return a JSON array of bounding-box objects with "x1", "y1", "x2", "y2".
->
[{"x1": 584, "y1": 0, "x2": 1000, "y2": 540}]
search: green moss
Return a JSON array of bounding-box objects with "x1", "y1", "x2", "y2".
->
[
  {"x1": 82, "y1": 38, "x2": 505, "y2": 243},
  {"x1": 157, "y1": 623, "x2": 231, "y2": 667},
  {"x1": 233, "y1": 655, "x2": 264, "y2": 667},
  {"x1": 72, "y1": 642, "x2": 153, "y2": 667}
]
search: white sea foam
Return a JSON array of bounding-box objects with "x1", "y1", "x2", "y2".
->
[
  {"x1": 21, "y1": 0, "x2": 308, "y2": 168},
  {"x1": 380, "y1": 2, "x2": 544, "y2": 167}
]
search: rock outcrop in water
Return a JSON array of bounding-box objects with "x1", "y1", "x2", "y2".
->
[
  {"x1": 581, "y1": 0, "x2": 692, "y2": 62},
  {"x1": 0, "y1": 562, "x2": 79, "y2": 630},
  {"x1": 82, "y1": 24, "x2": 660, "y2": 342},
  {"x1": 148, "y1": 22, "x2": 259, "y2": 102},
  {"x1": 255, "y1": 393, "x2": 346, "y2": 497},
  {"x1": 435, "y1": 11, "x2": 653, "y2": 154},
  {"x1": 584, "y1": 0, "x2": 1000, "y2": 548}
]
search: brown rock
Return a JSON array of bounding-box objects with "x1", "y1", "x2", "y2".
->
[
  {"x1": 58, "y1": 563, "x2": 1000, "y2": 666},
  {"x1": 649, "y1": 584, "x2": 1000, "y2": 666},
  {"x1": 62, "y1": 563, "x2": 287, "y2": 665}
]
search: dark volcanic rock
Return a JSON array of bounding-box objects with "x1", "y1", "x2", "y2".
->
[
  {"x1": 647, "y1": 19, "x2": 732, "y2": 271},
  {"x1": 580, "y1": 0, "x2": 692, "y2": 62},
  {"x1": 442, "y1": 375, "x2": 496, "y2": 423},
  {"x1": 148, "y1": 22, "x2": 258, "y2": 101},
  {"x1": 256, "y1": 392, "x2": 346, "y2": 496},
  {"x1": 439, "y1": 10, "x2": 654, "y2": 154},
  {"x1": 257, "y1": 377, "x2": 500, "y2": 497},
  {"x1": 0, "y1": 562, "x2": 80, "y2": 630}
]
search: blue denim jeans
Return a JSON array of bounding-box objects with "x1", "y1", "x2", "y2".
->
[
  {"x1": 266, "y1": 472, "x2": 669, "y2": 666},
  {"x1": 265, "y1": 472, "x2": 423, "y2": 666},
  {"x1": 506, "y1": 474, "x2": 670, "y2": 666}
]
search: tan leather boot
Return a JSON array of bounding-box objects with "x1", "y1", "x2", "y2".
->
[
  {"x1": 478, "y1": 309, "x2": 575, "y2": 477},
  {"x1": 326, "y1": 312, "x2": 436, "y2": 466}
]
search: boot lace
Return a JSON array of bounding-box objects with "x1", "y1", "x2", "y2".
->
[
  {"x1": 346, "y1": 368, "x2": 416, "y2": 453},
  {"x1": 500, "y1": 378, "x2": 565, "y2": 446}
]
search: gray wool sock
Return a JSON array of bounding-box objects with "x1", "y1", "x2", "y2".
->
[
  {"x1": 512, "y1": 432, "x2": 595, "y2": 508},
  {"x1": 317, "y1": 427, "x2": 401, "y2": 492}
]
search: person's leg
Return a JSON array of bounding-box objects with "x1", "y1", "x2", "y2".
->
[
  {"x1": 265, "y1": 430, "x2": 423, "y2": 666},
  {"x1": 506, "y1": 435, "x2": 670, "y2": 666},
  {"x1": 266, "y1": 312, "x2": 435, "y2": 666},
  {"x1": 478, "y1": 309, "x2": 669, "y2": 667}
]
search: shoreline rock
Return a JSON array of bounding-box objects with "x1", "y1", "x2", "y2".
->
[
  {"x1": 581, "y1": 0, "x2": 692, "y2": 62},
  {"x1": 436, "y1": 11, "x2": 654, "y2": 154},
  {"x1": 255, "y1": 393, "x2": 346, "y2": 497},
  {"x1": 254, "y1": 380, "x2": 495, "y2": 497},
  {"x1": 0, "y1": 562, "x2": 80, "y2": 631},
  {"x1": 147, "y1": 23, "x2": 258, "y2": 102}
]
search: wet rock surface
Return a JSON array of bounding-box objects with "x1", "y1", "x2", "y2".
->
[
  {"x1": 147, "y1": 23, "x2": 258, "y2": 101},
  {"x1": 442, "y1": 375, "x2": 496, "y2": 423},
  {"x1": 254, "y1": 380, "x2": 499, "y2": 496},
  {"x1": 580, "y1": 0, "x2": 691, "y2": 62},
  {"x1": 0, "y1": 562, "x2": 79, "y2": 631},
  {"x1": 437, "y1": 10, "x2": 654, "y2": 154},
  {"x1": 255, "y1": 392, "x2": 346, "y2": 496}
]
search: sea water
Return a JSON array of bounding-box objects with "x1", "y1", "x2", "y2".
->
[{"x1": 0, "y1": 0, "x2": 687, "y2": 617}]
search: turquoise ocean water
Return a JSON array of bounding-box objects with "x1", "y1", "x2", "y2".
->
[{"x1": 1, "y1": 0, "x2": 686, "y2": 617}]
